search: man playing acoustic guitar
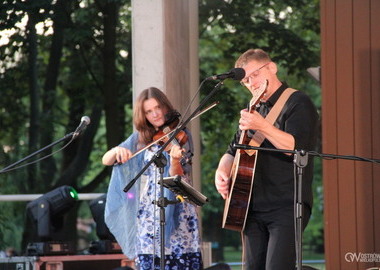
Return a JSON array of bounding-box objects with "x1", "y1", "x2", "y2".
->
[{"x1": 215, "y1": 49, "x2": 319, "y2": 270}]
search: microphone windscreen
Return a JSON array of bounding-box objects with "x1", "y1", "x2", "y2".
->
[
  {"x1": 231, "y1": 68, "x2": 245, "y2": 80},
  {"x1": 81, "y1": 116, "x2": 91, "y2": 125}
]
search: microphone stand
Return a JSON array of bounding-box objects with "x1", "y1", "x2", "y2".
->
[
  {"x1": 233, "y1": 143, "x2": 380, "y2": 270},
  {"x1": 123, "y1": 80, "x2": 225, "y2": 270},
  {"x1": 0, "y1": 132, "x2": 75, "y2": 174}
]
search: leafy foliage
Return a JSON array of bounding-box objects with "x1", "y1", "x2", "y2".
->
[{"x1": 0, "y1": 0, "x2": 132, "y2": 251}]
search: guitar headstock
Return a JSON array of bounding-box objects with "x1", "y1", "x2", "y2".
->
[{"x1": 249, "y1": 80, "x2": 268, "y2": 109}]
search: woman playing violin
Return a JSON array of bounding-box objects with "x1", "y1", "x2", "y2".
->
[{"x1": 102, "y1": 87, "x2": 203, "y2": 269}]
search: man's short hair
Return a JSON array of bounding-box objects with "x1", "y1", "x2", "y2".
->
[{"x1": 235, "y1": 48, "x2": 271, "y2": 68}]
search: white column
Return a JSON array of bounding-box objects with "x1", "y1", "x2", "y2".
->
[
  {"x1": 131, "y1": 0, "x2": 165, "y2": 99},
  {"x1": 131, "y1": 0, "x2": 201, "y2": 193}
]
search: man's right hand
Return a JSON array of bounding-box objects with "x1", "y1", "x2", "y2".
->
[
  {"x1": 214, "y1": 154, "x2": 235, "y2": 199},
  {"x1": 215, "y1": 169, "x2": 231, "y2": 200}
]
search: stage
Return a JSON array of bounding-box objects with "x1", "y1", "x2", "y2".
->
[{"x1": 0, "y1": 254, "x2": 134, "y2": 270}]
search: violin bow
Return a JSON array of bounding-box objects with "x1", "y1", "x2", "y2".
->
[{"x1": 128, "y1": 100, "x2": 220, "y2": 160}]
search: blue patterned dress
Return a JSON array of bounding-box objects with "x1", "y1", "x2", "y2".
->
[
  {"x1": 135, "y1": 145, "x2": 203, "y2": 270},
  {"x1": 105, "y1": 131, "x2": 203, "y2": 270}
]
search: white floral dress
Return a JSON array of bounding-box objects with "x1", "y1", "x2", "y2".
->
[{"x1": 135, "y1": 145, "x2": 203, "y2": 270}]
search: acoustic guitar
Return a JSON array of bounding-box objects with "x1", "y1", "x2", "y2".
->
[{"x1": 222, "y1": 80, "x2": 268, "y2": 232}]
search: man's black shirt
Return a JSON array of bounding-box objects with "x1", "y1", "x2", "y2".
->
[{"x1": 226, "y1": 83, "x2": 319, "y2": 211}]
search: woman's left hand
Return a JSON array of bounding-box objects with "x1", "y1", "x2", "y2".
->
[
  {"x1": 169, "y1": 144, "x2": 184, "y2": 160},
  {"x1": 169, "y1": 144, "x2": 185, "y2": 176}
]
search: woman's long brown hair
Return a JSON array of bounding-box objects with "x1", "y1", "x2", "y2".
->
[{"x1": 133, "y1": 87, "x2": 175, "y2": 145}]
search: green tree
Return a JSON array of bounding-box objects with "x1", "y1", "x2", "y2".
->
[{"x1": 0, "y1": 0, "x2": 132, "y2": 252}]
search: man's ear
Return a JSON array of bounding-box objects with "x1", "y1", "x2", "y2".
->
[{"x1": 268, "y1": 61, "x2": 277, "y2": 74}]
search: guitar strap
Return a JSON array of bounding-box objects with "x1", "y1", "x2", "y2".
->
[{"x1": 245, "y1": 88, "x2": 297, "y2": 156}]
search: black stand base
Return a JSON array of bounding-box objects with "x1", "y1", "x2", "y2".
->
[
  {"x1": 26, "y1": 241, "x2": 76, "y2": 256},
  {"x1": 89, "y1": 240, "x2": 122, "y2": 254}
]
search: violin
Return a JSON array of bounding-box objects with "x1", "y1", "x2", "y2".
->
[
  {"x1": 119, "y1": 101, "x2": 218, "y2": 163},
  {"x1": 153, "y1": 110, "x2": 188, "y2": 152},
  {"x1": 152, "y1": 110, "x2": 193, "y2": 165}
]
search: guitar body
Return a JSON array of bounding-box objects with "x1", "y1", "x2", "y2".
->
[
  {"x1": 222, "y1": 139, "x2": 258, "y2": 231},
  {"x1": 222, "y1": 80, "x2": 268, "y2": 232}
]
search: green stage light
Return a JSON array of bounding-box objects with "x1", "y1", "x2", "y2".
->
[
  {"x1": 69, "y1": 187, "x2": 78, "y2": 200},
  {"x1": 26, "y1": 185, "x2": 78, "y2": 241}
]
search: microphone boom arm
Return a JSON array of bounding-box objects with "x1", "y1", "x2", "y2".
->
[
  {"x1": 0, "y1": 132, "x2": 75, "y2": 174},
  {"x1": 0, "y1": 116, "x2": 91, "y2": 174}
]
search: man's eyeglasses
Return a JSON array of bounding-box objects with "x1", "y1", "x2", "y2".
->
[{"x1": 240, "y1": 62, "x2": 270, "y2": 86}]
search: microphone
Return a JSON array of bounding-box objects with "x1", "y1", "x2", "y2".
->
[
  {"x1": 73, "y1": 116, "x2": 91, "y2": 138},
  {"x1": 207, "y1": 68, "x2": 245, "y2": 81}
]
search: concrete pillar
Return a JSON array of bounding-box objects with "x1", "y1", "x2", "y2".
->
[{"x1": 131, "y1": 0, "x2": 201, "y2": 193}]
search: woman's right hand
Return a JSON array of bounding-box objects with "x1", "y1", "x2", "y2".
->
[
  {"x1": 102, "y1": 146, "x2": 133, "y2": 166},
  {"x1": 113, "y1": 146, "x2": 133, "y2": 164}
]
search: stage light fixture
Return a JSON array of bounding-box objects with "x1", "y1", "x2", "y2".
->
[
  {"x1": 88, "y1": 194, "x2": 121, "y2": 254},
  {"x1": 26, "y1": 185, "x2": 78, "y2": 255},
  {"x1": 89, "y1": 194, "x2": 115, "y2": 241}
]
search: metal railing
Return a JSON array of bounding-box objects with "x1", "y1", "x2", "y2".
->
[{"x1": 0, "y1": 193, "x2": 105, "y2": 202}]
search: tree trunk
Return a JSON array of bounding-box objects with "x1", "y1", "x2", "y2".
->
[
  {"x1": 26, "y1": 3, "x2": 40, "y2": 192},
  {"x1": 101, "y1": 0, "x2": 125, "y2": 148},
  {"x1": 55, "y1": 105, "x2": 102, "y2": 188},
  {"x1": 39, "y1": 0, "x2": 72, "y2": 188}
]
